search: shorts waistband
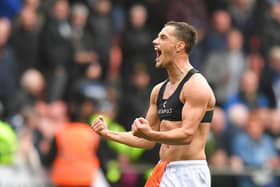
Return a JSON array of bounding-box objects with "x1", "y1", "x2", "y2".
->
[{"x1": 166, "y1": 160, "x2": 208, "y2": 168}]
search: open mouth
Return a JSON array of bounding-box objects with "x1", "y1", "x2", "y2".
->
[{"x1": 155, "y1": 47, "x2": 162, "y2": 59}]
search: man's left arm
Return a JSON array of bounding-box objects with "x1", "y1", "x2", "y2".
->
[{"x1": 133, "y1": 76, "x2": 211, "y2": 145}]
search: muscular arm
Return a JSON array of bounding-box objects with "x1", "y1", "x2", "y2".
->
[
  {"x1": 102, "y1": 131, "x2": 154, "y2": 149},
  {"x1": 91, "y1": 84, "x2": 162, "y2": 149},
  {"x1": 134, "y1": 75, "x2": 213, "y2": 145}
]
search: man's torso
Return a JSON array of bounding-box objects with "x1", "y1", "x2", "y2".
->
[{"x1": 156, "y1": 69, "x2": 215, "y2": 161}]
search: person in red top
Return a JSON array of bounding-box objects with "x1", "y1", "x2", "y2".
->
[{"x1": 92, "y1": 21, "x2": 216, "y2": 187}]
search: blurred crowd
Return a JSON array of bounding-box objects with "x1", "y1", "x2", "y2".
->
[{"x1": 1, "y1": 0, "x2": 280, "y2": 187}]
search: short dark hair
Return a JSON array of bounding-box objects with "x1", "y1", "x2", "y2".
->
[{"x1": 165, "y1": 21, "x2": 197, "y2": 53}]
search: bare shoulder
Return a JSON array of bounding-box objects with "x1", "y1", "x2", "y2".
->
[
  {"x1": 181, "y1": 73, "x2": 216, "y2": 108},
  {"x1": 150, "y1": 81, "x2": 166, "y2": 104}
]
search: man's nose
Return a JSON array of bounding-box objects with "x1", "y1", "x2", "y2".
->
[{"x1": 152, "y1": 38, "x2": 158, "y2": 45}]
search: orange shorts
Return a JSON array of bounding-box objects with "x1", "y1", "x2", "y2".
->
[{"x1": 144, "y1": 161, "x2": 169, "y2": 187}]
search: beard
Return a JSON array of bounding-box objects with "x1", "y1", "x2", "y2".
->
[
  {"x1": 155, "y1": 60, "x2": 165, "y2": 69},
  {"x1": 155, "y1": 60, "x2": 162, "y2": 68}
]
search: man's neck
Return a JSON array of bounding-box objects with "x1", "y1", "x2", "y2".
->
[{"x1": 166, "y1": 56, "x2": 193, "y2": 84}]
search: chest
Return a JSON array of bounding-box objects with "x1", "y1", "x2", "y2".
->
[
  {"x1": 157, "y1": 86, "x2": 184, "y2": 121},
  {"x1": 162, "y1": 83, "x2": 180, "y2": 99}
]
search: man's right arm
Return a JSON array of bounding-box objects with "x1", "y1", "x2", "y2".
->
[
  {"x1": 102, "y1": 129, "x2": 155, "y2": 149},
  {"x1": 91, "y1": 84, "x2": 162, "y2": 149}
]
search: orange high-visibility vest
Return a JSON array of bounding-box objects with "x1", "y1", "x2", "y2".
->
[{"x1": 51, "y1": 122, "x2": 100, "y2": 186}]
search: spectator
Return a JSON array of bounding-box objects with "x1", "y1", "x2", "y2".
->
[
  {"x1": 204, "y1": 10, "x2": 232, "y2": 53},
  {"x1": 0, "y1": 18, "x2": 18, "y2": 119},
  {"x1": 90, "y1": 114, "x2": 145, "y2": 187},
  {"x1": 251, "y1": 52, "x2": 278, "y2": 108},
  {"x1": 207, "y1": 107, "x2": 229, "y2": 157},
  {"x1": 189, "y1": 22, "x2": 208, "y2": 69},
  {"x1": 252, "y1": 0, "x2": 270, "y2": 34},
  {"x1": 88, "y1": 0, "x2": 113, "y2": 80},
  {"x1": 14, "y1": 127, "x2": 45, "y2": 177},
  {"x1": 260, "y1": 2, "x2": 280, "y2": 56},
  {"x1": 70, "y1": 3, "x2": 98, "y2": 81},
  {"x1": 24, "y1": 0, "x2": 45, "y2": 29},
  {"x1": 203, "y1": 29, "x2": 246, "y2": 105},
  {"x1": 226, "y1": 103, "x2": 250, "y2": 157},
  {"x1": 231, "y1": 110, "x2": 279, "y2": 187},
  {"x1": 117, "y1": 63, "x2": 151, "y2": 130},
  {"x1": 0, "y1": 120, "x2": 17, "y2": 165},
  {"x1": 38, "y1": 100, "x2": 70, "y2": 169},
  {"x1": 7, "y1": 69, "x2": 46, "y2": 119},
  {"x1": 49, "y1": 121, "x2": 109, "y2": 187},
  {"x1": 0, "y1": 120, "x2": 49, "y2": 186},
  {"x1": 266, "y1": 109, "x2": 280, "y2": 154},
  {"x1": 262, "y1": 46, "x2": 280, "y2": 109},
  {"x1": 227, "y1": 103, "x2": 250, "y2": 131},
  {"x1": 227, "y1": 0, "x2": 256, "y2": 50},
  {"x1": 40, "y1": 0, "x2": 73, "y2": 101},
  {"x1": 69, "y1": 61, "x2": 107, "y2": 122},
  {"x1": 207, "y1": 107, "x2": 237, "y2": 187},
  {"x1": 248, "y1": 52, "x2": 264, "y2": 76},
  {"x1": 120, "y1": 4, "x2": 154, "y2": 88},
  {"x1": 224, "y1": 70, "x2": 269, "y2": 111},
  {"x1": 11, "y1": 6, "x2": 41, "y2": 77},
  {"x1": 24, "y1": 0, "x2": 41, "y2": 10}
]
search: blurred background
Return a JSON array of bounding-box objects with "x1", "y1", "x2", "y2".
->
[{"x1": 0, "y1": 0, "x2": 280, "y2": 187}]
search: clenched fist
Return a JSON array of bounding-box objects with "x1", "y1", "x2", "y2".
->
[
  {"x1": 91, "y1": 115, "x2": 108, "y2": 136},
  {"x1": 132, "y1": 117, "x2": 152, "y2": 139}
]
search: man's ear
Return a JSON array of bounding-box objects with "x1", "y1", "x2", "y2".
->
[{"x1": 175, "y1": 41, "x2": 186, "y2": 53}]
